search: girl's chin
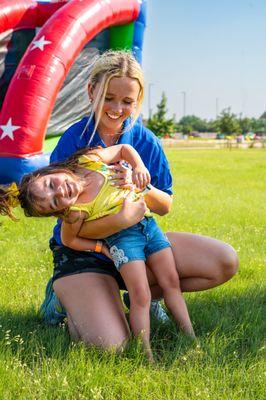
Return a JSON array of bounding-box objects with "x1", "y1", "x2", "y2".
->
[{"x1": 101, "y1": 118, "x2": 124, "y2": 131}]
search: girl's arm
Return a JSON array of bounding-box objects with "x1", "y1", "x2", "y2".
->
[
  {"x1": 61, "y1": 211, "x2": 99, "y2": 251},
  {"x1": 144, "y1": 185, "x2": 173, "y2": 216},
  {"x1": 61, "y1": 212, "x2": 110, "y2": 258},
  {"x1": 89, "y1": 144, "x2": 142, "y2": 167},
  {"x1": 88, "y1": 145, "x2": 150, "y2": 189},
  {"x1": 78, "y1": 188, "x2": 172, "y2": 239},
  {"x1": 78, "y1": 187, "x2": 172, "y2": 239},
  {"x1": 79, "y1": 192, "x2": 147, "y2": 239},
  {"x1": 78, "y1": 182, "x2": 173, "y2": 240},
  {"x1": 79, "y1": 214, "x2": 128, "y2": 239},
  {"x1": 105, "y1": 158, "x2": 172, "y2": 215}
]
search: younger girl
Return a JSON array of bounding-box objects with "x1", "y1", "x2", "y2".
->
[{"x1": 1, "y1": 143, "x2": 195, "y2": 361}]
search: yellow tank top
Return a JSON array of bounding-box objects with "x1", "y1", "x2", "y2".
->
[{"x1": 69, "y1": 155, "x2": 151, "y2": 221}]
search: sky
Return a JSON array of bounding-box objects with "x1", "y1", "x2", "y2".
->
[
  {"x1": 38, "y1": 0, "x2": 266, "y2": 121},
  {"x1": 142, "y1": 0, "x2": 266, "y2": 121}
]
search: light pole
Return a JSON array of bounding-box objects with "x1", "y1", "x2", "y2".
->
[
  {"x1": 181, "y1": 91, "x2": 186, "y2": 117},
  {"x1": 148, "y1": 83, "x2": 154, "y2": 119},
  {"x1": 216, "y1": 97, "x2": 219, "y2": 118}
]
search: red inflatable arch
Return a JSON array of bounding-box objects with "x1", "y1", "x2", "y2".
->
[
  {"x1": 0, "y1": 0, "x2": 141, "y2": 182},
  {"x1": 0, "y1": 0, "x2": 66, "y2": 32}
]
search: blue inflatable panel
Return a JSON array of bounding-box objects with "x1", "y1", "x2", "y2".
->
[
  {"x1": 0, "y1": 154, "x2": 50, "y2": 184},
  {"x1": 133, "y1": 0, "x2": 147, "y2": 64}
]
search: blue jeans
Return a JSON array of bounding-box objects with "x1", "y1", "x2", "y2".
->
[{"x1": 105, "y1": 217, "x2": 171, "y2": 270}]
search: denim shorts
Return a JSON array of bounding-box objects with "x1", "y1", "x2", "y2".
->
[
  {"x1": 105, "y1": 217, "x2": 171, "y2": 270},
  {"x1": 50, "y1": 239, "x2": 126, "y2": 290}
]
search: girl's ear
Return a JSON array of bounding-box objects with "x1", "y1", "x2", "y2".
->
[{"x1": 88, "y1": 84, "x2": 94, "y2": 102}]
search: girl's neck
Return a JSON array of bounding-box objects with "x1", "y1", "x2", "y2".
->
[
  {"x1": 101, "y1": 133, "x2": 121, "y2": 147},
  {"x1": 97, "y1": 123, "x2": 123, "y2": 147},
  {"x1": 75, "y1": 168, "x2": 105, "y2": 204}
]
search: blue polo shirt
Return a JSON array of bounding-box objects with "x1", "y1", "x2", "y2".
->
[{"x1": 50, "y1": 116, "x2": 173, "y2": 245}]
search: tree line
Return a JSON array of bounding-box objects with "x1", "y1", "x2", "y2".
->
[{"x1": 146, "y1": 92, "x2": 266, "y2": 138}]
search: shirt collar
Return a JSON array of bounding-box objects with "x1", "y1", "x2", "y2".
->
[
  {"x1": 83, "y1": 115, "x2": 103, "y2": 148},
  {"x1": 118, "y1": 125, "x2": 134, "y2": 145}
]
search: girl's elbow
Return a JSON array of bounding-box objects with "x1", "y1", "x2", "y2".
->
[
  {"x1": 157, "y1": 202, "x2": 172, "y2": 216},
  {"x1": 61, "y1": 237, "x2": 68, "y2": 247},
  {"x1": 61, "y1": 234, "x2": 71, "y2": 248}
]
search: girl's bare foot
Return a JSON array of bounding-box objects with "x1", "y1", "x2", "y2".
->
[{"x1": 146, "y1": 350, "x2": 155, "y2": 364}]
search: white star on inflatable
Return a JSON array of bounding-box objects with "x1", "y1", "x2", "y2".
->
[
  {"x1": 0, "y1": 118, "x2": 20, "y2": 141},
  {"x1": 31, "y1": 35, "x2": 52, "y2": 51}
]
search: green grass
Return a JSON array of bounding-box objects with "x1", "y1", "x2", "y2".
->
[
  {"x1": 43, "y1": 135, "x2": 61, "y2": 153},
  {"x1": 0, "y1": 148, "x2": 265, "y2": 399}
]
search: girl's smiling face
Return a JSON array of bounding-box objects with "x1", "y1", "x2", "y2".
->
[
  {"x1": 30, "y1": 172, "x2": 82, "y2": 215},
  {"x1": 89, "y1": 76, "x2": 141, "y2": 134}
]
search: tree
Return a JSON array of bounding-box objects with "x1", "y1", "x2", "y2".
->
[
  {"x1": 214, "y1": 108, "x2": 241, "y2": 135},
  {"x1": 146, "y1": 92, "x2": 176, "y2": 138},
  {"x1": 177, "y1": 115, "x2": 209, "y2": 133},
  {"x1": 250, "y1": 117, "x2": 266, "y2": 135},
  {"x1": 238, "y1": 117, "x2": 251, "y2": 134},
  {"x1": 208, "y1": 119, "x2": 219, "y2": 133}
]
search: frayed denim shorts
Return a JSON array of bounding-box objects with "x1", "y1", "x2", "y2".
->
[
  {"x1": 50, "y1": 239, "x2": 126, "y2": 289},
  {"x1": 105, "y1": 217, "x2": 171, "y2": 270}
]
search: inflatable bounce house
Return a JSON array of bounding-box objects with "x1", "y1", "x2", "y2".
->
[{"x1": 0, "y1": 0, "x2": 147, "y2": 183}]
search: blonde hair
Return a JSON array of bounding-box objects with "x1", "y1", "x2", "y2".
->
[{"x1": 86, "y1": 50, "x2": 145, "y2": 145}]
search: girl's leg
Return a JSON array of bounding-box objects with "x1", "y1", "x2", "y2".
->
[
  {"x1": 67, "y1": 313, "x2": 81, "y2": 341},
  {"x1": 164, "y1": 232, "x2": 239, "y2": 292},
  {"x1": 53, "y1": 273, "x2": 130, "y2": 349},
  {"x1": 147, "y1": 248, "x2": 195, "y2": 337},
  {"x1": 119, "y1": 261, "x2": 153, "y2": 362}
]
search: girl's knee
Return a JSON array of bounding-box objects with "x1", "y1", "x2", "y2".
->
[
  {"x1": 158, "y1": 272, "x2": 181, "y2": 292},
  {"x1": 220, "y1": 244, "x2": 239, "y2": 281},
  {"x1": 80, "y1": 330, "x2": 129, "y2": 351},
  {"x1": 129, "y1": 285, "x2": 151, "y2": 308}
]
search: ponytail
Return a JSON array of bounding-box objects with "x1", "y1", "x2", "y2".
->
[{"x1": 0, "y1": 182, "x2": 20, "y2": 221}]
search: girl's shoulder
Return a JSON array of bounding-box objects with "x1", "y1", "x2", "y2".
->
[
  {"x1": 78, "y1": 153, "x2": 108, "y2": 173},
  {"x1": 50, "y1": 118, "x2": 89, "y2": 163},
  {"x1": 132, "y1": 121, "x2": 161, "y2": 145},
  {"x1": 64, "y1": 209, "x2": 88, "y2": 224}
]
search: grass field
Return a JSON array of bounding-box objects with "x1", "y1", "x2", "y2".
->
[{"x1": 0, "y1": 148, "x2": 265, "y2": 399}]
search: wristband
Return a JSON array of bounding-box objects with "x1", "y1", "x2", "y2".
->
[
  {"x1": 95, "y1": 240, "x2": 103, "y2": 253},
  {"x1": 141, "y1": 184, "x2": 152, "y2": 195}
]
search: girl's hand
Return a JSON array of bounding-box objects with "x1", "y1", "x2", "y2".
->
[
  {"x1": 132, "y1": 166, "x2": 151, "y2": 190},
  {"x1": 101, "y1": 243, "x2": 112, "y2": 259},
  {"x1": 118, "y1": 191, "x2": 147, "y2": 227},
  {"x1": 108, "y1": 162, "x2": 133, "y2": 189}
]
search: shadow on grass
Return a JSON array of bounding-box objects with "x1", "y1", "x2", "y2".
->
[
  {"x1": 151, "y1": 284, "x2": 265, "y2": 366},
  {"x1": 0, "y1": 310, "x2": 71, "y2": 364},
  {"x1": 0, "y1": 285, "x2": 264, "y2": 367}
]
